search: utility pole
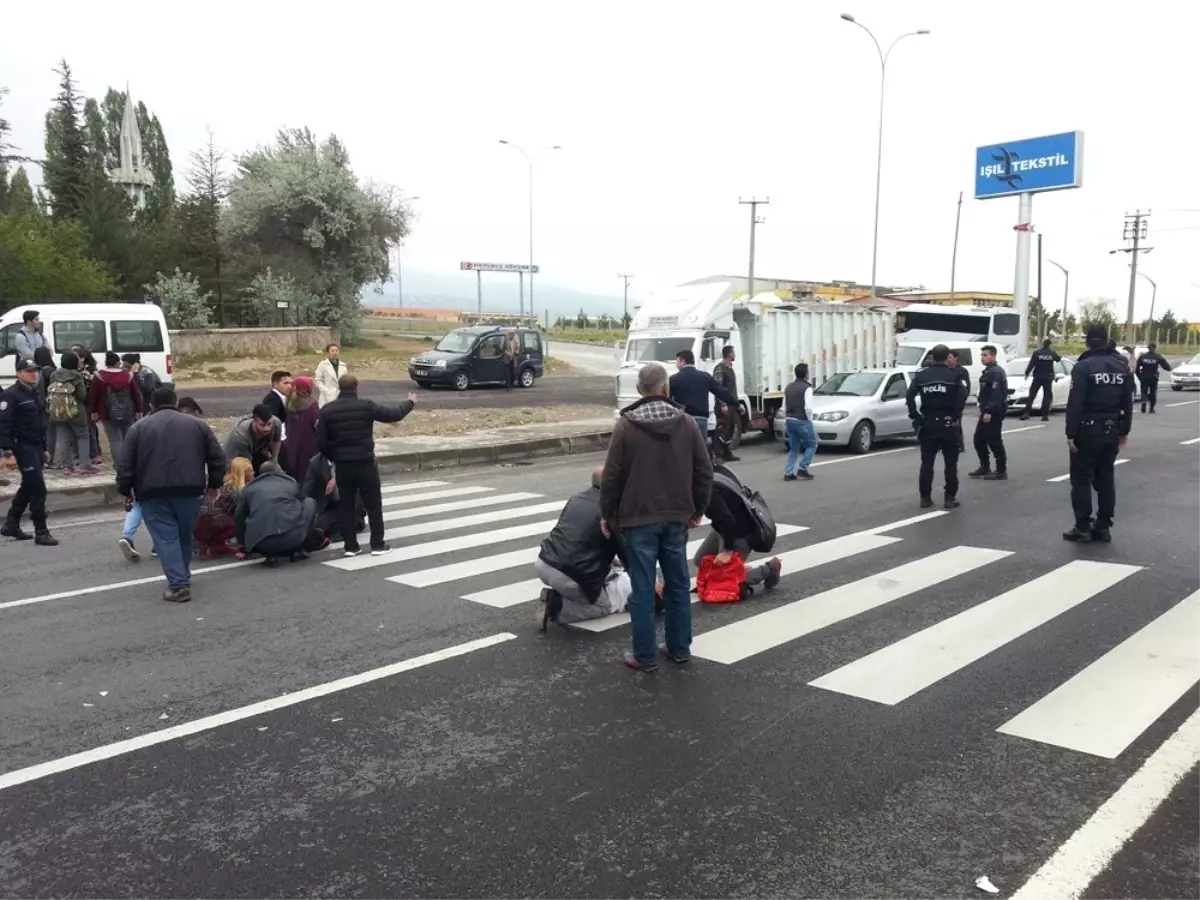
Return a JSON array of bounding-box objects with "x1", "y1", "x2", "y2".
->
[
  {"x1": 739, "y1": 197, "x2": 769, "y2": 301},
  {"x1": 617, "y1": 273, "x2": 634, "y2": 328},
  {"x1": 949, "y1": 190, "x2": 963, "y2": 303},
  {"x1": 1110, "y1": 210, "x2": 1152, "y2": 345},
  {"x1": 1036, "y1": 232, "x2": 1044, "y2": 343}
]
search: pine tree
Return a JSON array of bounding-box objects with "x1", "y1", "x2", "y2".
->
[
  {"x1": 42, "y1": 60, "x2": 91, "y2": 220},
  {"x1": 7, "y1": 167, "x2": 37, "y2": 216},
  {"x1": 173, "y1": 128, "x2": 228, "y2": 321}
]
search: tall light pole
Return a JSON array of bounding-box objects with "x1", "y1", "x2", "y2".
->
[
  {"x1": 1048, "y1": 259, "x2": 1069, "y2": 339},
  {"x1": 1132, "y1": 270, "x2": 1157, "y2": 342},
  {"x1": 618, "y1": 273, "x2": 634, "y2": 328},
  {"x1": 396, "y1": 195, "x2": 420, "y2": 312},
  {"x1": 499, "y1": 141, "x2": 560, "y2": 322},
  {"x1": 841, "y1": 13, "x2": 930, "y2": 301}
]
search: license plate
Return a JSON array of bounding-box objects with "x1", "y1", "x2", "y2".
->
[{"x1": 414, "y1": 369, "x2": 429, "y2": 376}]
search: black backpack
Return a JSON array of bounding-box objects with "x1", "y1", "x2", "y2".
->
[
  {"x1": 107, "y1": 383, "x2": 136, "y2": 426},
  {"x1": 712, "y1": 464, "x2": 776, "y2": 553}
]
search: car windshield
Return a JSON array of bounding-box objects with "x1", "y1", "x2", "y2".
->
[
  {"x1": 895, "y1": 345, "x2": 929, "y2": 366},
  {"x1": 815, "y1": 372, "x2": 884, "y2": 396},
  {"x1": 434, "y1": 330, "x2": 476, "y2": 353},
  {"x1": 625, "y1": 337, "x2": 694, "y2": 363},
  {"x1": 1005, "y1": 359, "x2": 1032, "y2": 377},
  {"x1": 1188, "y1": 354, "x2": 1200, "y2": 366}
]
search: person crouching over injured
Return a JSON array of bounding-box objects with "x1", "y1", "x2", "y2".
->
[
  {"x1": 235, "y1": 461, "x2": 322, "y2": 566},
  {"x1": 536, "y1": 468, "x2": 638, "y2": 629},
  {"x1": 694, "y1": 467, "x2": 782, "y2": 601}
]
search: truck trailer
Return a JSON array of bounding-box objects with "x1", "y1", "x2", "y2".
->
[{"x1": 615, "y1": 281, "x2": 895, "y2": 444}]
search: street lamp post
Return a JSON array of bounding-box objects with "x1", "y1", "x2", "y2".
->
[
  {"x1": 841, "y1": 13, "x2": 930, "y2": 301},
  {"x1": 1135, "y1": 270, "x2": 1157, "y2": 342},
  {"x1": 618, "y1": 273, "x2": 634, "y2": 328},
  {"x1": 1048, "y1": 259, "x2": 1069, "y2": 340},
  {"x1": 396, "y1": 195, "x2": 420, "y2": 312},
  {"x1": 499, "y1": 141, "x2": 560, "y2": 322}
]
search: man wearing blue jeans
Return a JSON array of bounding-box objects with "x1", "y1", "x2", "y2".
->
[
  {"x1": 784, "y1": 362, "x2": 818, "y2": 481},
  {"x1": 117, "y1": 388, "x2": 225, "y2": 602},
  {"x1": 601, "y1": 363, "x2": 713, "y2": 671}
]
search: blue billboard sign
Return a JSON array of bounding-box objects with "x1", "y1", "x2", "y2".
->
[{"x1": 974, "y1": 131, "x2": 1084, "y2": 200}]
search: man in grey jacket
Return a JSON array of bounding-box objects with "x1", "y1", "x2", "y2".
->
[
  {"x1": 236, "y1": 462, "x2": 319, "y2": 566},
  {"x1": 117, "y1": 387, "x2": 226, "y2": 602}
]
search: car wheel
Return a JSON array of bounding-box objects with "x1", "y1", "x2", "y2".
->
[
  {"x1": 850, "y1": 420, "x2": 874, "y2": 454},
  {"x1": 453, "y1": 371, "x2": 470, "y2": 391},
  {"x1": 519, "y1": 367, "x2": 535, "y2": 388}
]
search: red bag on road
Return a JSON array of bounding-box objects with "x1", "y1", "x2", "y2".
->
[{"x1": 696, "y1": 552, "x2": 748, "y2": 603}]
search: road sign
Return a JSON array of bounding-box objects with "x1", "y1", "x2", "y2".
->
[
  {"x1": 460, "y1": 261, "x2": 539, "y2": 274},
  {"x1": 974, "y1": 131, "x2": 1084, "y2": 200},
  {"x1": 276, "y1": 301, "x2": 289, "y2": 308}
]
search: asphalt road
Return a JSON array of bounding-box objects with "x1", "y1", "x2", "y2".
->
[{"x1": 0, "y1": 398, "x2": 1197, "y2": 898}]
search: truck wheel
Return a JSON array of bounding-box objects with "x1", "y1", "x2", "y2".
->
[
  {"x1": 851, "y1": 420, "x2": 875, "y2": 454},
  {"x1": 453, "y1": 371, "x2": 470, "y2": 391},
  {"x1": 519, "y1": 367, "x2": 535, "y2": 388}
]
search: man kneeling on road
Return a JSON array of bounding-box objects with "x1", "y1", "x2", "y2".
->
[
  {"x1": 235, "y1": 461, "x2": 321, "y2": 566},
  {"x1": 695, "y1": 467, "x2": 782, "y2": 597},
  {"x1": 536, "y1": 468, "x2": 633, "y2": 629}
]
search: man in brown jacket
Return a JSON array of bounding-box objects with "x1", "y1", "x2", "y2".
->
[{"x1": 601, "y1": 362, "x2": 713, "y2": 671}]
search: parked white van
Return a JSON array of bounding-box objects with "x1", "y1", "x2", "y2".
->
[{"x1": 0, "y1": 303, "x2": 174, "y2": 389}]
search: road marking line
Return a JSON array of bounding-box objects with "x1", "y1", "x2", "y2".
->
[
  {"x1": 1165, "y1": 399, "x2": 1200, "y2": 407},
  {"x1": 1047, "y1": 458, "x2": 1128, "y2": 482},
  {"x1": 1180, "y1": 437, "x2": 1200, "y2": 446},
  {"x1": 326, "y1": 519, "x2": 563, "y2": 572},
  {"x1": 998, "y1": 590, "x2": 1200, "y2": 759},
  {"x1": 381, "y1": 491, "x2": 543, "y2": 522},
  {"x1": 1010, "y1": 706, "x2": 1200, "y2": 900},
  {"x1": 810, "y1": 447, "x2": 912, "y2": 468},
  {"x1": 0, "y1": 632, "x2": 518, "y2": 792},
  {"x1": 810, "y1": 560, "x2": 1141, "y2": 705},
  {"x1": 463, "y1": 578, "x2": 546, "y2": 609},
  {"x1": 690, "y1": 546, "x2": 1011, "y2": 664},
  {"x1": 380, "y1": 501, "x2": 566, "y2": 543},
  {"x1": 50, "y1": 514, "x2": 124, "y2": 530},
  {"x1": 379, "y1": 480, "x2": 449, "y2": 495},
  {"x1": 381, "y1": 486, "x2": 492, "y2": 507},
  {"x1": 862, "y1": 510, "x2": 948, "y2": 534},
  {"x1": 1003, "y1": 424, "x2": 1049, "y2": 435}
]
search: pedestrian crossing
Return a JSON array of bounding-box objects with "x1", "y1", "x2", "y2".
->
[{"x1": 321, "y1": 477, "x2": 1199, "y2": 761}]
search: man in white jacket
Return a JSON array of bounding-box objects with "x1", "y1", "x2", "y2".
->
[{"x1": 314, "y1": 344, "x2": 346, "y2": 408}]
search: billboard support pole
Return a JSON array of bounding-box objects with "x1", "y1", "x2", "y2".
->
[
  {"x1": 477, "y1": 269, "x2": 483, "y2": 314},
  {"x1": 519, "y1": 271, "x2": 525, "y2": 319},
  {"x1": 1012, "y1": 192, "x2": 1033, "y2": 357}
]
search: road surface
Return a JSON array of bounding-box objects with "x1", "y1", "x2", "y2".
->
[{"x1": 0, "y1": 398, "x2": 1197, "y2": 898}]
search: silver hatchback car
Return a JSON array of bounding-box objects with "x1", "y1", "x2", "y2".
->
[{"x1": 774, "y1": 368, "x2": 917, "y2": 454}]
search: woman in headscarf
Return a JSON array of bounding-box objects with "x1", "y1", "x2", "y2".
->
[{"x1": 284, "y1": 375, "x2": 320, "y2": 486}]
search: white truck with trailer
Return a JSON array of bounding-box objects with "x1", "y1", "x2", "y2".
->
[{"x1": 615, "y1": 281, "x2": 895, "y2": 444}]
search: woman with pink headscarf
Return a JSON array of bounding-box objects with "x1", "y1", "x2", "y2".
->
[{"x1": 284, "y1": 376, "x2": 320, "y2": 485}]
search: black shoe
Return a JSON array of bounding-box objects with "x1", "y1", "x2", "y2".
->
[
  {"x1": 34, "y1": 530, "x2": 58, "y2": 546},
  {"x1": 1020, "y1": 414, "x2": 1029, "y2": 421},
  {"x1": 944, "y1": 497, "x2": 961, "y2": 509},
  {"x1": 1091, "y1": 527, "x2": 1112, "y2": 543},
  {"x1": 763, "y1": 556, "x2": 782, "y2": 590},
  {"x1": 0, "y1": 522, "x2": 32, "y2": 540},
  {"x1": 797, "y1": 469, "x2": 814, "y2": 480},
  {"x1": 983, "y1": 471, "x2": 1008, "y2": 481},
  {"x1": 1041, "y1": 416, "x2": 1050, "y2": 422},
  {"x1": 370, "y1": 544, "x2": 392, "y2": 557},
  {"x1": 263, "y1": 556, "x2": 279, "y2": 568},
  {"x1": 723, "y1": 454, "x2": 741, "y2": 463},
  {"x1": 1149, "y1": 408, "x2": 1156, "y2": 414},
  {"x1": 163, "y1": 587, "x2": 191, "y2": 602},
  {"x1": 1062, "y1": 526, "x2": 1094, "y2": 543},
  {"x1": 784, "y1": 474, "x2": 797, "y2": 482},
  {"x1": 919, "y1": 495, "x2": 934, "y2": 509},
  {"x1": 1141, "y1": 405, "x2": 1147, "y2": 414},
  {"x1": 539, "y1": 588, "x2": 563, "y2": 632},
  {"x1": 968, "y1": 467, "x2": 990, "y2": 478},
  {"x1": 290, "y1": 550, "x2": 310, "y2": 562}
]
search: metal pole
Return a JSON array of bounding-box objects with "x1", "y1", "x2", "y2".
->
[
  {"x1": 748, "y1": 202, "x2": 758, "y2": 301},
  {"x1": 1149, "y1": 280, "x2": 1157, "y2": 342},
  {"x1": 617, "y1": 273, "x2": 634, "y2": 328},
  {"x1": 476, "y1": 269, "x2": 482, "y2": 314},
  {"x1": 397, "y1": 250, "x2": 403, "y2": 313},
  {"x1": 1062, "y1": 270, "x2": 1069, "y2": 338},
  {"x1": 869, "y1": 58, "x2": 885, "y2": 301},
  {"x1": 1012, "y1": 192, "x2": 1033, "y2": 356},
  {"x1": 527, "y1": 159, "x2": 534, "y2": 321},
  {"x1": 519, "y1": 270, "x2": 524, "y2": 319},
  {"x1": 1124, "y1": 218, "x2": 1141, "y2": 345},
  {"x1": 1037, "y1": 232, "x2": 1044, "y2": 343},
  {"x1": 950, "y1": 190, "x2": 962, "y2": 303}
]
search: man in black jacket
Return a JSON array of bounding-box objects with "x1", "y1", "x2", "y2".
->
[
  {"x1": 969, "y1": 345, "x2": 1009, "y2": 480},
  {"x1": 694, "y1": 469, "x2": 781, "y2": 593},
  {"x1": 303, "y1": 452, "x2": 365, "y2": 540},
  {"x1": 1135, "y1": 342, "x2": 1172, "y2": 414},
  {"x1": 117, "y1": 387, "x2": 226, "y2": 602},
  {"x1": 236, "y1": 462, "x2": 319, "y2": 566},
  {"x1": 536, "y1": 469, "x2": 628, "y2": 627},
  {"x1": 316, "y1": 374, "x2": 416, "y2": 558},
  {"x1": 1023, "y1": 339, "x2": 1061, "y2": 421},
  {"x1": 669, "y1": 349, "x2": 736, "y2": 460}
]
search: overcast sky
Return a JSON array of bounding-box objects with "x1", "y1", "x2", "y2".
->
[{"x1": 4, "y1": 0, "x2": 1199, "y2": 320}]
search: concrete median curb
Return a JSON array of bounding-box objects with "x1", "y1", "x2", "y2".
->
[{"x1": 10, "y1": 428, "x2": 615, "y2": 515}]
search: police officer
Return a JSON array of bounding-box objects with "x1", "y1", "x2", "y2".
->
[
  {"x1": 968, "y1": 344, "x2": 1009, "y2": 481},
  {"x1": 1135, "y1": 342, "x2": 1172, "y2": 414},
  {"x1": 0, "y1": 359, "x2": 58, "y2": 545},
  {"x1": 906, "y1": 343, "x2": 968, "y2": 509},
  {"x1": 1063, "y1": 324, "x2": 1133, "y2": 543},
  {"x1": 1022, "y1": 338, "x2": 1060, "y2": 421}
]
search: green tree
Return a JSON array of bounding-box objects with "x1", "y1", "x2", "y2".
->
[
  {"x1": 42, "y1": 60, "x2": 90, "y2": 220},
  {"x1": 0, "y1": 212, "x2": 116, "y2": 300},
  {"x1": 223, "y1": 127, "x2": 408, "y2": 340},
  {"x1": 575, "y1": 308, "x2": 587, "y2": 329},
  {"x1": 6, "y1": 167, "x2": 37, "y2": 215},
  {"x1": 1077, "y1": 297, "x2": 1117, "y2": 332},
  {"x1": 172, "y1": 129, "x2": 229, "y2": 322},
  {"x1": 86, "y1": 88, "x2": 174, "y2": 215},
  {"x1": 144, "y1": 268, "x2": 211, "y2": 329},
  {"x1": 241, "y1": 267, "x2": 318, "y2": 326}
]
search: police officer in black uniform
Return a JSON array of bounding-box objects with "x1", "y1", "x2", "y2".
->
[
  {"x1": 1135, "y1": 342, "x2": 1172, "y2": 414},
  {"x1": 1022, "y1": 338, "x2": 1060, "y2": 421},
  {"x1": 0, "y1": 359, "x2": 58, "y2": 545},
  {"x1": 969, "y1": 344, "x2": 1009, "y2": 480},
  {"x1": 906, "y1": 343, "x2": 968, "y2": 509},
  {"x1": 1063, "y1": 324, "x2": 1133, "y2": 543}
]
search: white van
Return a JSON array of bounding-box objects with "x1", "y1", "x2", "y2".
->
[
  {"x1": 0, "y1": 303, "x2": 174, "y2": 389},
  {"x1": 895, "y1": 341, "x2": 1008, "y2": 399}
]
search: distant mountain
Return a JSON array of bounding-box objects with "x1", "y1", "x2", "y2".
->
[{"x1": 363, "y1": 268, "x2": 627, "y2": 321}]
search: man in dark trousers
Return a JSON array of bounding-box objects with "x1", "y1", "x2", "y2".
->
[
  {"x1": 0, "y1": 360, "x2": 57, "y2": 545},
  {"x1": 1064, "y1": 325, "x2": 1134, "y2": 543},
  {"x1": 316, "y1": 374, "x2": 416, "y2": 558},
  {"x1": 669, "y1": 349, "x2": 735, "y2": 460},
  {"x1": 969, "y1": 344, "x2": 1009, "y2": 480},
  {"x1": 906, "y1": 344, "x2": 969, "y2": 509},
  {"x1": 710, "y1": 345, "x2": 740, "y2": 462},
  {"x1": 1135, "y1": 342, "x2": 1172, "y2": 414},
  {"x1": 236, "y1": 461, "x2": 319, "y2": 566},
  {"x1": 1023, "y1": 339, "x2": 1061, "y2": 421}
]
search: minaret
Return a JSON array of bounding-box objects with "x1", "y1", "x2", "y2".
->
[{"x1": 109, "y1": 84, "x2": 154, "y2": 210}]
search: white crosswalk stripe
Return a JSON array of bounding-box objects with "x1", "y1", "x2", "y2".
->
[
  {"x1": 321, "y1": 476, "x2": 1195, "y2": 761},
  {"x1": 1047, "y1": 459, "x2": 1128, "y2": 482}
]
